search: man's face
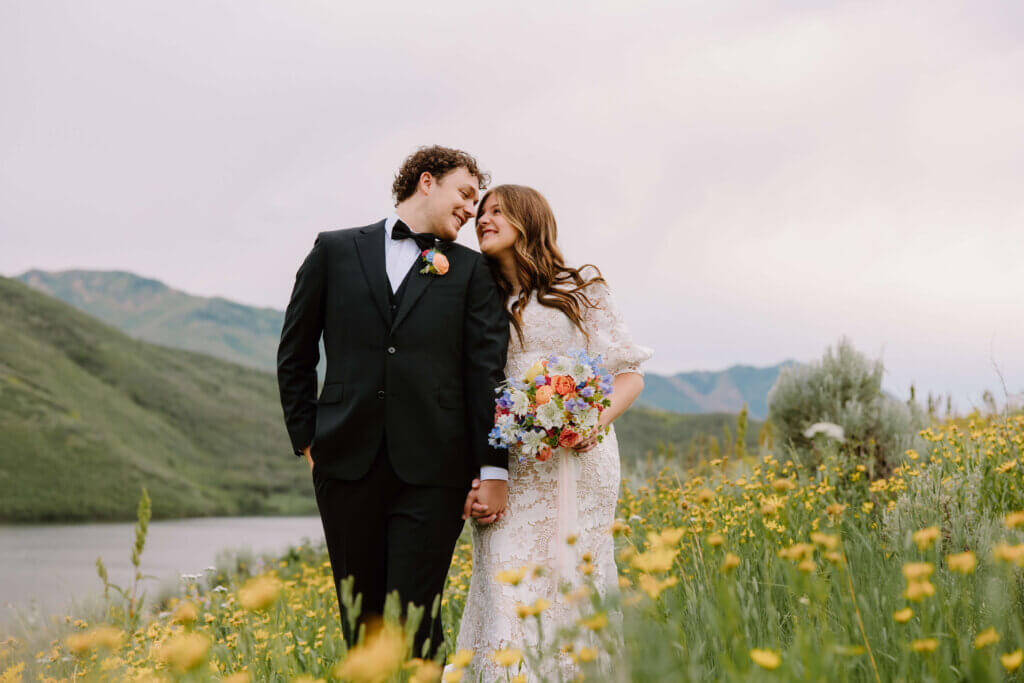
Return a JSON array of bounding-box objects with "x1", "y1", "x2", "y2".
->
[{"x1": 422, "y1": 166, "x2": 479, "y2": 240}]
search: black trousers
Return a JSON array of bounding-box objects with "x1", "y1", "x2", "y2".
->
[{"x1": 312, "y1": 437, "x2": 466, "y2": 658}]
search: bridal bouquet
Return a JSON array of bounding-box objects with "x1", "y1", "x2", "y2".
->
[{"x1": 488, "y1": 349, "x2": 614, "y2": 461}]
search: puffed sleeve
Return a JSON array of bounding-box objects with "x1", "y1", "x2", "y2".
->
[{"x1": 581, "y1": 268, "x2": 653, "y2": 376}]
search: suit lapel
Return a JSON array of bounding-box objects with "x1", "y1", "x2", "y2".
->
[{"x1": 354, "y1": 220, "x2": 390, "y2": 327}]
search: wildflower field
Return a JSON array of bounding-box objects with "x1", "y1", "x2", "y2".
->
[{"x1": 3, "y1": 413, "x2": 1024, "y2": 682}]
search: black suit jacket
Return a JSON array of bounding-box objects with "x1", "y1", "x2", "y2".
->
[{"x1": 276, "y1": 220, "x2": 510, "y2": 488}]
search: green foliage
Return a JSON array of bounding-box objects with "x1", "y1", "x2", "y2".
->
[
  {"x1": 0, "y1": 276, "x2": 315, "y2": 522},
  {"x1": 768, "y1": 337, "x2": 926, "y2": 472}
]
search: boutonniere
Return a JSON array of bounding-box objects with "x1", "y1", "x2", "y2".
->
[{"x1": 420, "y1": 248, "x2": 450, "y2": 276}]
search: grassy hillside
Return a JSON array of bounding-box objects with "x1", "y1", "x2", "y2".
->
[
  {"x1": 18, "y1": 270, "x2": 786, "y2": 418},
  {"x1": 615, "y1": 406, "x2": 762, "y2": 467},
  {"x1": 0, "y1": 276, "x2": 315, "y2": 522},
  {"x1": 18, "y1": 269, "x2": 285, "y2": 374}
]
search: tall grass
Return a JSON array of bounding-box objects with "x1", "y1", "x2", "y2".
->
[{"x1": 3, "y1": 413, "x2": 1023, "y2": 681}]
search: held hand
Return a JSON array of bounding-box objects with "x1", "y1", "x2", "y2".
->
[
  {"x1": 461, "y1": 478, "x2": 482, "y2": 520},
  {"x1": 472, "y1": 480, "x2": 508, "y2": 525},
  {"x1": 303, "y1": 445, "x2": 313, "y2": 472},
  {"x1": 573, "y1": 422, "x2": 609, "y2": 454}
]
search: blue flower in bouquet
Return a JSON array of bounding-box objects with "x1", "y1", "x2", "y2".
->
[
  {"x1": 534, "y1": 375, "x2": 548, "y2": 387},
  {"x1": 580, "y1": 385, "x2": 595, "y2": 398},
  {"x1": 496, "y1": 391, "x2": 514, "y2": 410},
  {"x1": 488, "y1": 426, "x2": 508, "y2": 448},
  {"x1": 564, "y1": 397, "x2": 589, "y2": 415},
  {"x1": 599, "y1": 373, "x2": 614, "y2": 394}
]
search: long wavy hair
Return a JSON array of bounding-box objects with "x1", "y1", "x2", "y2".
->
[{"x1": 478, "y1": 184, "x2": 605, "y2": 347}]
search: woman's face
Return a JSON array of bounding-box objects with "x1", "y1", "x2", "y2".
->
[{"x1": 475, "y1": 195, "x2": 518, "y2": 256}]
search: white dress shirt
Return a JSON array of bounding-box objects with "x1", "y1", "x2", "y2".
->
[{"x1": 382, "y1": 213, "x2": 508, "y2": 482}]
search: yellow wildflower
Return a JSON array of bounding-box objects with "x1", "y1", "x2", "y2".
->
[
  {"x1": 637, "y1": 574, "x2": 678, "y2": 599},
  {"x1": 912, "y1": 526, "x2": 940, "y2": 551},
  {"x1": 648, "y1": 527, "x2": 686, "y2": 547},
  {"x1": 495, "y1": 567, "x2": 528, "y2": 586},
  {"x1": 171, "y1": 601, "x2": 198, "y2": 625},
  {"x1": 993, "y1": 542, "x2": 1024, "y2": 566},
  {"x1": 1002, "y1": 650, "x2": 1023, "y2": 673},
  {"x1": 696, "y1": 488, "x2": 715, "y2": 504},
  {"x1": 749, "y1": 648, "x2": 781, "y2": 670},
  {"x1": 722, "y1": 553, "x2": 740, "y2": 572},
  {"x1": 489, "y1": 648, "x2": 523, "y2": 668},
  {"x1": 771, "y1": 478, "x2": 795, "y2": 493},
  {"x1": 449, "y1": 650, "x2": 474, "y2": 669},
  {"x1": 904, "y1": 580, "x2": 936, "y2": 601},
  {"x1": 1004, "y1": 511, "x2": 1024, "y2": 528},
  {"x1": 902, "y1": 562, "x2": 934, "y2": 581},
  {"x1": 407, "y1": 659, "x2": 443, "y2": 683},
  {"x1": 65, "y1": 626, "x2": 124, "y2": 655},
  {"x1": 911, "y1": 638, "x2": 938, "y2": 653},
  {"x1": 631, "y1": 548, "x2": 678, "y2": 573},
  {"x1": 238, "y1": 575, "x2": 282, "y2": 611},
  {"x1": 707, "y1": 533, "x2": 725, "y2": 547},
  {"x1": 332, "y1": 626, "x2": 404, "y2": 683},
  {"x1": 155, "y1": 633, "x2": 210, "y2": 674},
  {"x1": 974, "y1": 627, "x2": 999, "y2": 649},
  {"x1": 810, "y1": 532, "x2": 838, "y2": 550},
  {"x1": 893, "y1": 608, "x2": 913, "y2": 623},
  {"x1": 577, "y1": 647, "x2": 599, "y2": 663},
  {"x1": 947, "y1": 551, "x2": 977, "y2": 574},
  {"x1": 578, "y1": 612, "x2": 608, "y2": 631},
  {"x1": 826, "y1": 503, "x2": 846, "y2": 517}
]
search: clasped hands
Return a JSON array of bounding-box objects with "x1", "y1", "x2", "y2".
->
[{"x1": 462, "y1": 478, "x2": 507, "y2": 525}]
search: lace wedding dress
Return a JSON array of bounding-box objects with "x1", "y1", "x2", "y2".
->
[{"x1": 453, "y1": 270, "x2": 652, "y2": 682}]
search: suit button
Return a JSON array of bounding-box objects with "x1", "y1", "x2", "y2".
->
[
  {"x1": 387, "y1": 346, "x2": 396, "y2": 354},
  {"x1": 377, "y1": 390, "x2": 385, "y2": 399}
]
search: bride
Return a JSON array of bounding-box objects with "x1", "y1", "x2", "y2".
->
[{"x1": 453, "y1": 184, "x2": 651, "y2": 681}]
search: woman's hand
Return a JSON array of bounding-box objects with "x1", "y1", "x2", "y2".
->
[{"x1": 572, "y1": 433, "x2": 600, "y2": 453}]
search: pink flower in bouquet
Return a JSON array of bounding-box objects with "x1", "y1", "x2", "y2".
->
[
  {"x1": 537, "y1": 446, "x2": 553, "y2": 462},
  {"x1": 558, "y1": 426, "x2": 581, "y2": 448},
  {"x1": 432, "y1": 252, "x2": 449, "y2": 275},
  {"x1": 535, "y1": 385, "x2": 555, "y2": 405},
  {"x1": 552, "y1": 375, "x2": 576, "y2": 396}
]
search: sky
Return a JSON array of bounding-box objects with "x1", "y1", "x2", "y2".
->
[{"x1": 2, "y1": 0, "x2": 1022, "y2": 410}]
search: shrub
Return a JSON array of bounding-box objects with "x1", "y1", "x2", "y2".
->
[{"x1": 768, "y1": 337, "x2": 925, "y2": 474}]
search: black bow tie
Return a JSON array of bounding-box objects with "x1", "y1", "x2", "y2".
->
[{"x1": 391, "y1": 220, "x2": 437, "y2": 251}]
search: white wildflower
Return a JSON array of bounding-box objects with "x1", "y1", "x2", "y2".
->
[
  {"x1": 510, "y1": 389, "x2": 531, "y2": 417},
  {"x1": 803, "y1": 422, "x2": 845, "y2": 442}
]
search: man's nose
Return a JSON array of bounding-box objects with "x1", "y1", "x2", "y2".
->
[{"x1": 465, "y1": 200, "x2": 477, "y2": 217}]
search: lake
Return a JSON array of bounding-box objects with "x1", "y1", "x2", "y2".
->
[{"x1": 0, "y1": 516, "x2": 324, "y2": 635}]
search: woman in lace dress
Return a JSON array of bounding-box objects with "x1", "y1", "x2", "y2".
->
[{"x1": 453, "y1": 185, "x2": 651, "y2": 681}]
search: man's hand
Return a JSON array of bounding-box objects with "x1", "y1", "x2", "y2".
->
[
  {"x1": 462, "y1": 478, "x2": 507, "y2": 525},
  {"x1": 303, "y1": 445, "x2": 313, "y2": 473}
]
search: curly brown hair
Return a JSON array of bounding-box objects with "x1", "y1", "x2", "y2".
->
[{"x1": 391, "y1": 145, "x2": 490, "y2": 204}]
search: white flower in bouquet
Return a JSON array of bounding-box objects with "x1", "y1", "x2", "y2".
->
[
  {"x1": 520, "y1": 428, "x2": 547, "y2": 455},
  {"x1": 509, "y1": 389, "x2": 531, "y2": 417},
  {"x1": 497, "y1": 413, "x2": 518, "y2": 441},
  {"x1": 536, "y1": 400, "x2": 565, "y2": 430},
  {"x1": 580, "y1": 406, "x2": 600, "y2": 432}
]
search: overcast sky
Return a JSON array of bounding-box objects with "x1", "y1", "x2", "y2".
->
[{"x1": 2, "y1": 1, "x2": 1022, "y2": 409}]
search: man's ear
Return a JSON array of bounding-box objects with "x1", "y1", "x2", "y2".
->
[{"x1": 418, "y1": 171, "x2": 434, "y2": 195}]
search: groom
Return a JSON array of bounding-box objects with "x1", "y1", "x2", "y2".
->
[{"x1": 276, "y1": 146, "x2": 509, "y2": 657}]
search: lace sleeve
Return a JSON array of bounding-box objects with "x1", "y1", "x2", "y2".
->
[{"x1": 581, "y1": 271, "x2": 653, "y2": 376}]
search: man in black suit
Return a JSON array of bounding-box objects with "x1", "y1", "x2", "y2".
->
[{"x1": 277, "y1": 146, "x2": 510, "y2": 658}]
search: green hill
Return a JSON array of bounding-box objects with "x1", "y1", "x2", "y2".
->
[
  {"x1": 615, "y1": 407, "x2": 762, "y2": 467},
  {"x1": 16, "y1": 271, "x2": 788, "y2": 418},
  {"x1": 17, "y1": 269, "x2": 285, "y2": 373},
  {"x1": 0, "y1": 276, "x2": 315, "y2": 522}
]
